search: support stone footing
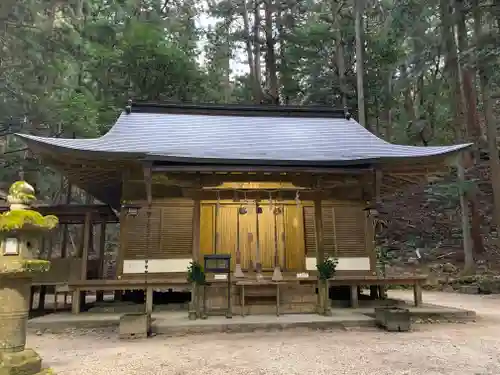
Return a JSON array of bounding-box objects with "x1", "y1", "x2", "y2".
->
[{"x1": 0, "y1": 348, "x2": 53, "y2": 375}]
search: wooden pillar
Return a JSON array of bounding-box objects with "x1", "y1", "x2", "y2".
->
[
  {"x1": 96, "y1": 222, "x2": 107, "y2": 302},
  {"x1": 143, "y1": 164, "x2": 154, "y2": 315},
  {"x1": 371, "y1": 169, "x2": 383, "y2": 298},
  {"x1": 37, "y1": 237, "x2": 47, "y2": 312},
  {"x1": 72, "y1": 212, "x2": 91, "y2": 314},
  {"x1": 191, "y1": 198, "x2": 202, "y2": 318},
  {"x1": 313, "y1": 198, "x2": 325, "y2": 265},
  {"x1": 413, "y1": 281, "x2": 423, "y2": 307},
  {"x1": 313, "y1": 198, "x2": 324, "y2": 313},
  {"x1": 192, "y1": 198, "x2": 201, "y2": 262}
]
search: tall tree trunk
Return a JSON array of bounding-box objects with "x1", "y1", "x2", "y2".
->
[
  {"x1": 276, "y1": 4, "x2": 289, "y2": 104},
  {"x1": 264, "y1": 0, "x2": 279, "y2": 104},
  {"x1": 253, "y1": 0, "x2": 263, "y2": 99},
  {"x1": 354, "y1": 0, "x2": 367, "y2": 128},
  {"x1": 402, "y1": 65, "x2": 416, "y2": 122},
  {"x1": 242, "y1": 0, "x2": 261, "y2": 103},
  {"x1": 474, "y1": 1, "x2": 500, "y2": 245},
  {"x1": 384, "y1": 74, "x2": 393, "y2": 142},
  {"x1": 333, "y1": 0, "x2": 347, "y2": 109},
  {"x1": 455, "y1": 0, "x2": 485, "y2": 255},
  {"x1": 441, "y1": 0, "x2": 474, "y2": 268},
  {"x1": 455, "y1": 0, "x2": 482, "y2": 146},
  {"x1": 440, "y1": 0, "x2": 465, "y2": 141},
  {"x1": 458, "y1": 160, "x2": 475, "y2": 273}
]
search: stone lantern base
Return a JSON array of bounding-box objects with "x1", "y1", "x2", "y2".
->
[
  {"x1": 0, "y1": 349, "x2": 54, "y2": 375},
  {"x1": 0, "y1": 181, "x2": 58, "y2": 375},
  {"x1": 0, "y1": 275, "x2": 54, "y2": 375}
]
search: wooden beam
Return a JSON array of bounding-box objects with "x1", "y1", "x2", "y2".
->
[
  {"x1": 152, "y1": 165, "x2": 373, "y2": 174},
  {"x1": 182, "y1": 188, "x2": 364, "y2": 202}
]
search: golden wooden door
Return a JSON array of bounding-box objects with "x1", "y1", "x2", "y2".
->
[
  {"x1": 284, "y1": 205, "x2": 305, "y2": 270},
  {"x1": 238, "y1": 206, "x2": 257, "y2": 270},
  {"x1": 199, "y1": 202, "x2": 306, "y2": 271},
  {"x1": 216, "y1": 205, "x2": 238, "y2": 269},
  {"x1": 256, "y1": 205, "x2": 285, "y2": 270}
]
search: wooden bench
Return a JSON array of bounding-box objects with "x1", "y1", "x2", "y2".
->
[
  {"x1": 68, "y1": 278, "x2": 191, "y2": 314},
  {"x1": 328, "y1": 275, "x2": 427, "y2": 308}
]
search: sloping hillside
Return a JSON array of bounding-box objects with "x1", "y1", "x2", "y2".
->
[{"x1": 379, "y1": 161, "x2": 500, "y2": 288}]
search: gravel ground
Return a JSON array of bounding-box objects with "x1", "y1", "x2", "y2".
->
[{"x1": 28, "y1": 291, "x2": 500, "y2": 375}]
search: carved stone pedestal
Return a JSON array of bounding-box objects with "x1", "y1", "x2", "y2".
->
[
  {"x1": 0, "y1": 276, "x2": 53, "y2": 375},
  {"x1": 0, "y1": 181, "x2": 59, "y2": 375}
]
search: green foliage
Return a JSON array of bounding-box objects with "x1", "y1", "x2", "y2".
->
[
  {"x1": 316, "y1": 257, "x2": 338, "y2": 280},
  {"x1": 1, "y1": 0, "x2": 499, "y2": 209},
  {"x1": 376, "y1": 246, "x2": 393, "y2": 277},
  {"x1": 425, "y1": 180, "x2": 479, "y2": 208},
  {"x1": 187, "y1": 261, "x2": 206, "y2": 285}
]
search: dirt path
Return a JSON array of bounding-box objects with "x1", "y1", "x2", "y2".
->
[{"x1": 28, "y1": 291, "x2": 500, "y2": 375}]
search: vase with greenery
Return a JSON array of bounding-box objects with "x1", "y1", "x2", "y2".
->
[
  {"x1": 316, "y1": 257, "x2": 338, "y2": 316},
  {"x1": 187, "y1": 261, "x2": 206, "y2": 319}
]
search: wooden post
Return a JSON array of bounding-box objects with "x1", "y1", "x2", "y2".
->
[
  {"x1": 323, "y1": 279, "x2": 332, "y2": 316},
  {"x1": 143, "y1": 164, "x2": 153, "y2": 315},
  {"x1": 192, "y1": 197, "x2": 201, "y2": 318},
  {"x1": 255, "y1": 201, "x2": 263, "y2": 280},
  {"x1": 314, "y1": 198, "x2": 324, "y2": 314},
  {"x1": 192, "y1": 198, "x2": 201, "y2": 263},
  {"x1": 72, "y1": 212, "x2": 91, "y2": 314},
  {"x1": 371, "y1": 169, "x2": 385, "y2": 298},
  {"x1": 145, "y1": 287, "x2": 153, "y2": 314},
  {"x1": 350, "y1": 285, "x2": 359, "y2": 308},
  {"x1": 96, "y1": 222, "x2": 106, "y2": 302},
  {"x1": 413, "y1": 281, "x2": 423, "y2": 307},
  {"x1": 37, "y1": 237, "x2": 47, "y2": 312}
]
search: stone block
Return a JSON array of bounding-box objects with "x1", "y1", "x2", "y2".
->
[
  {"x1": 458, "y1": 285, "x2": 479, "y2": 295},
  {"x1": 119, "y1": 313, "x2": 151, "y2": 340},
  {"x1": 0, "y1": 348, "x2": 42, "y2": 375},
  {"x1": 375, "y1": 307, "x2": 411, "y2": 332},
  {"x1": 478, "y1": 279, "x2": 500, "y2": 294}
]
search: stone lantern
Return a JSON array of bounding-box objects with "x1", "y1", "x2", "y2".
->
[{"x1": 0, "y1": 181, "x2": 58, "y2": 375}]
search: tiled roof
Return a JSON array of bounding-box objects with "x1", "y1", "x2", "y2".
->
[{"x1": 17, "y1": 104, "x2": 471, "y2": 166}]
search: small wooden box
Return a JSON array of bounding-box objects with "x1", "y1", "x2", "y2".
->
[
  {"x1": 375, "y1": 307, "x2": 411, "y2": 332},
  {"x1": 119, "y1": 313, "x2": 151, "y2": 339}
]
